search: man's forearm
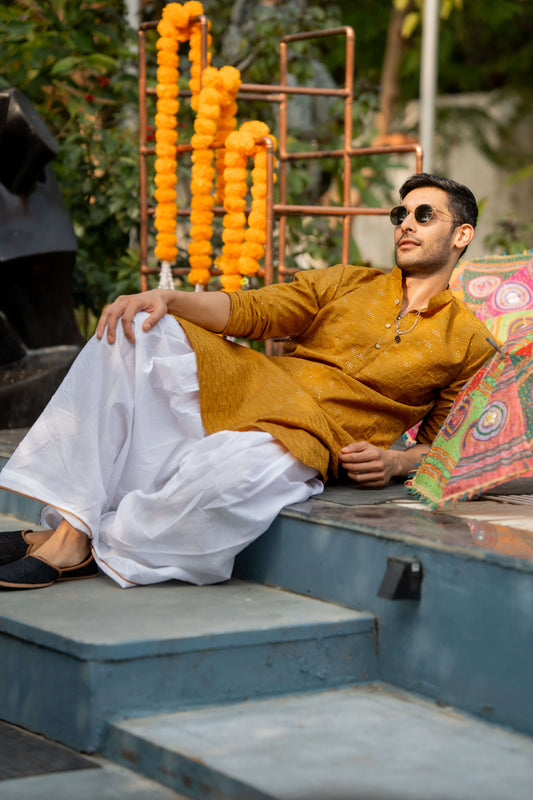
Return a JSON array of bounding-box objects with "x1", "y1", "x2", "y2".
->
[
  {"x1": 392, "y1": 443, "x2": 429, "y2": 477},
  {"x1": 96, "y1": 287, "x2": 232, "y2": 344},
  {"x1": 162, "y1": 289, "x2": 231, "y2": 333}
]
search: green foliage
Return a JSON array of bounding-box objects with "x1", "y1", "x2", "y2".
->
[
  {"x1": 484, "y1": 219, "x2": 533, "y2": 256},
  {"x1": 332, "y1": 0, "x2": 533, "y2": 102},
  {"x1": 209, "y1": 0, "x2": 343, "y2": 84},
  {"x1": 0, "y1": 0, "x2": 141, "y2": 333}
]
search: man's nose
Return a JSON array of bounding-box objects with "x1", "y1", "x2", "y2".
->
[{"x1": 400, "y1": 210, "x2": 416, "y2": 230}]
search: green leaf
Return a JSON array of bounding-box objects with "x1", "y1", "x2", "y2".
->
[
  {"x1": 50, "y1": 56, "x2": 82, "y2": 76},
  {"x1": 85, "y1": 53, "x2": 118, "y2": 70}
]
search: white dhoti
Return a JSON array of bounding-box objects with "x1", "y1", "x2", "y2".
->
[{"x1": 0, "y1": 314, "x2": 322, "y2": 587}]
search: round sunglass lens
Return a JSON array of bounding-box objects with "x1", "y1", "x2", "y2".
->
[
  {"x1": 414, "y1": 204, "x2": 434, "y2": 223},
  {"x1": 389, "y1": 206, "x2": 406, "y2": 225}
]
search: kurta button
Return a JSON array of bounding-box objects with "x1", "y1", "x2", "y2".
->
[
  {"x1": 395, "y1": 299, "x2": 400, "y2": 305},
  {"x1": 386, "y1": 323, "x2": 391, "y2": 328},
  {"x1": 375, "y1": 343, "x2": 381, "y2": 349}
]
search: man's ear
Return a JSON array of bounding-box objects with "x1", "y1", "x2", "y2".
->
[{"x1": 454, "y1": 223, "x2": 475, "y2": 250}]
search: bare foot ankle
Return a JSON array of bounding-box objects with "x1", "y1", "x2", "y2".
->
[
  {"x1": 25, "y1": 530, "x2": 55, "y2": 551},
  {"x1": 32, "y1": 521, "x2": 90, "y2": 569}
]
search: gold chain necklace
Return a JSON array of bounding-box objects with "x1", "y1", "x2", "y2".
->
[{"x1": 394, "y1": 310, "x2": 421, "y2": 343}]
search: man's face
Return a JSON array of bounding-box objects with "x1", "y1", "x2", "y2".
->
[{"x1": 393, "y1": 186, "x2": 460, "y2": 276}]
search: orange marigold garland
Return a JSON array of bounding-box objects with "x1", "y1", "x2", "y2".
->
[
  {"x1": 154, "y1": 1, "x2": 209, "y2": 288},
  {"x1": 188, "y1": 16, "x2": 212, "y2": 112},
  {"x1": 187, "y1": 65, "x2": 241, "y2": 286},
  {"x1": 218, "y1": 121, "x2": 276, "y2": 292},
  {"x1": 213, "y1": 66, "x2": 241, "y2": 205},
  {"x1": 187, "y1": 67, "x2": 220, "y2": 286},
  {"x1": 154, "y1": 4, "x2": 276, "y2": 291},
  {"x1": 153, "y1": 20, "x2": 179, "y2": 271}
]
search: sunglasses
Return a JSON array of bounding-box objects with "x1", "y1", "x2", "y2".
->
[{"x1": 389, "y1": 204, "x2": 458, "y2": 226}]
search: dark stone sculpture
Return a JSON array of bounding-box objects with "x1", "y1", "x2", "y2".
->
[{"x1": 0, "y1": 88, "x2": 83, "y2": 428}]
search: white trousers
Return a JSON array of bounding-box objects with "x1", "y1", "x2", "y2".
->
[{"x1": 0, "y1": 314, "x2": 322, "y2": 587}]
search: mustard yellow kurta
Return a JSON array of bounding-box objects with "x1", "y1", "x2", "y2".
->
[{"x1": 179, "y1": 265, "x2": 493, "y2": 480}]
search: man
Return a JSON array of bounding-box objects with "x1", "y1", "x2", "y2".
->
[{"x1": 0, "y1": 173, "x2": 493, "y2": 590}]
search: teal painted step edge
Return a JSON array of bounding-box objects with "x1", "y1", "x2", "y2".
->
[
  {"x1": 235, "y1": 511, "x2": 533, "y2": 739},
  {"x1": 105, "y1": 721, "x2": 272, "y2": 800},
  {"x1": 0, "y1": 612, "x2": 378, "y2": 752},
  {"x1": 0, "y1": 456, "x2": 43, "y2": 524}
]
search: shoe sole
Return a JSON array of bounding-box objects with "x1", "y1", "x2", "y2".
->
[{"x1": 0, "y1": 570, "x2": 98, "y2": 590}]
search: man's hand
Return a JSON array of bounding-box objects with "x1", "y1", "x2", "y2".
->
[
  {"x1": 96, "y1": 289, "x2": 172, "y2": 344},
  {"x1": 95, "y1": 287, "x2": 231, "y2": 345},
  {"x1": 339, "y1": 441, "x2": 399, "y2": 487},
  {"x1": 339, "y1": 441, "x2": 429, "y2": 487}
]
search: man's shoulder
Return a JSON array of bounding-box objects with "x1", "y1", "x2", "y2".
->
[
  {"x1": 448, "y1": 295, "x2": 494, "y2": 354},
  {"x1": 449, "y1": 294, "x2": 488, "y2": 330},
  {"x1": 301, "y1": 263, "x2": 387, "y2": 289}
]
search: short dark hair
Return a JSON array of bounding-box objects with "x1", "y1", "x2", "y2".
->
[{"x1": 399, "y1": 173, "x2": 478, "y2": 229}]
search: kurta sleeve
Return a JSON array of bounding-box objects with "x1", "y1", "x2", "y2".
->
[
  {"x1": 416, "y1": 329, "x2": 494, "y2": 445},
  {"x1": 221, "y1": 265, "x2": 347, "y2": 341}
]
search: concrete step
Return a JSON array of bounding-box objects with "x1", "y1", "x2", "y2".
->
[
  {"x1": 0, "y1": 572, "x2": 377, "y2": 753},
  {"x1": 0, "y1": 747, "x2": 188, "y2": 800},
  {"x1": 104, "y1": 682, "x2": 533, "y2": 800},
  {"x1": 235, "y1": 498, "x2": 533, "y2": 737}
]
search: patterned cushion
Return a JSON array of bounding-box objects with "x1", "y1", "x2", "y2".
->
[
  {"x1": 450, "y1": 251, "x2": 533, "y2": 338},
  {"x1": 403, "y1": 251, "x2": 533, "y2": 446}
]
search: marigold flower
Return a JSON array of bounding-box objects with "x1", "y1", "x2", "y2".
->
[
  {"x1": 220, "y1": 274, "x2": 243, "y2": 291},
  {"x1": 154, "y1": 188, "x2": 177, "y2": 203},
  {"x1": 223, "y1": 212, "x2": 246, "y2": 230},
  {"x1": 157, "y1": 66, "x2": 179, "y2": 84},
  {"x1": 223, "y1": 196, "x2": 247, "y2": 213},
  {"x1": 191, "y1": 195, "x2": 215, "y2": 211},
  {"x1": 222, "y1": 228, "x2": 245, "y2": 244},
  {"x1": 157, "y1": 232, "x2": 179, "y2": 246},
  {"x1": 155, "y1": 142, "x2": 176, "y2": 159},
  {"x1": 189, "y1": 240, "x2": 212, "y2": 256},
  {"x1": 156, "y1": 36, "x2": 177, "y2": 52},
  {"x1": 190, "y1": 178, "x2": 213, "y2": 196},
  {"x1": 157, "y1": 98, "x2": 179, "y2": 116},
  {"x1": 194, "y1": 117, "x2": 218, "y2": 136},
  {"x1": 156, "y1": 128, "x2": 178, "y2": 144},
  {"x1": 156, "y1": 84, "x2": 179, "y2": 99},
  {"x1": 223, "y1": 167, "x2": 248, "y2": 184},
  {"x1": 190, "y1": 209, "x2": 214, "y2": 226},
  {"x1": 247, "y1": 210, "x2": 265, "y2": 228},
  {"x1": 220, "y1": 243, "x2": 242, "y2": 258},
  {"x1": 238, "y1": 256, "x2": 261, "y2": 276},
  {"x1": 189, "y1": 268, "x2": 211, "y2": 285},
  {"x1": 155, "y1": 244, "x2": 178, "y2": 260},
  {"x1": 155, "y1": 173, "x2": 177, "y2": 189},
  {"x1": 154, "y1": 217, "x2": 177, "y2": 233},
  {"x1": 155, "y1": 204, "x2": 177, "y2": 220},
  {"x1": 241, "y1": 242, "x2": 265, "y2": 260},
  {"x1": 157, "y1": 51, "x2": 179, "y2": 68},
  {"x1": 190, "y1": 224, "x2": 213, "y2": 241},
  {"x1": 154, "y1": 158, "x2": 177, "y2": 174},
  {"x1": 190, "y1": 133, "x2": 213, "y2": 150},
  {"x1": 244, "y1": 226, "x2": 266, "y2": 244}
]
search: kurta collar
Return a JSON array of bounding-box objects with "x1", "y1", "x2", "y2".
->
[{"x1": 390, "y1": 265, "x2": 454, "y2": 314}]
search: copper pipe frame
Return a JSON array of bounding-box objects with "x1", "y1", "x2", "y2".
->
[{"x1": 138, "y1": 21, "x2": 423, "y2": 292}]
